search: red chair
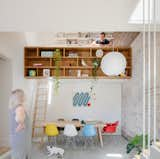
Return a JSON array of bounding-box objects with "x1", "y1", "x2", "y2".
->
[{"x1": 103, "y1": 121, "x2": 119, "y2": 133}]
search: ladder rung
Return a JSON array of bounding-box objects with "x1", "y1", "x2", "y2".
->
[
  {"x1": 33, "y1": 119, "x2": 45, "y2": 122},
  {"x1": 33, "y1": 125, "x2": 44, "y2": 128}
]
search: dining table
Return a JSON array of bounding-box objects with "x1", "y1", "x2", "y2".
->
[{"x1": 43, "y1": 120, "x2": 105, "y2": 148}]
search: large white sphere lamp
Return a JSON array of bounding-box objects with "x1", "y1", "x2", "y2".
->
[{"x1": 101, "y1": 52, "x2": 127, "y2": 76}]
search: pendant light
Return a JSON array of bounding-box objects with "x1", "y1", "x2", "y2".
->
[{"x1": 100, "y1": 39, "x2": 127, "y2": 76}]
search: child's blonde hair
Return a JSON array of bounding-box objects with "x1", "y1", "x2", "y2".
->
[{"x1": 9, "y1": 89, "x2": 25, "y2": 109}]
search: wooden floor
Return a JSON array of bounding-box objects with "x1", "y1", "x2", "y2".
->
[{"x1": 0, "y1": 147, "x2": 10, "y2": 156}]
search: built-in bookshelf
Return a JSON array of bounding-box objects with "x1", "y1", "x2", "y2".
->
[{"x1": 24, "y1": 46, "x2": 132, "y2": 79}]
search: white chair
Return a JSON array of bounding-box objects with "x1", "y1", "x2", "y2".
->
[{"x1": 63, "y1": 124, "x2": 78, "y2": 148}]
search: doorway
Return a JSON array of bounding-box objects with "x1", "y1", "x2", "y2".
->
[{"x1": 0, "y1": 55, "x2": 12, "y2": 154}]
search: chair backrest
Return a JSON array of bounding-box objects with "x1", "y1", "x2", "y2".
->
[
  {"x1": 72, "y1": 118, "x2": 81, "y2": 131},
  {"x1": 103, "y1": 121, "x2": 119, "y2": 133},
  {"x1": 64, "y1": 124, "x2": 78, "y2": 137},
  {"x1": 82, "y1": 124, "x2": 97, "y2": 137},
  {"x1": 57, "y1": 118, "x2": 65, "y2": 121},
  {"x1": 72, "y1": 118, "x2": 79, "y2": 121},
  {"x1": 45, "y1": 124, "x2": 59, "y2": 136}
]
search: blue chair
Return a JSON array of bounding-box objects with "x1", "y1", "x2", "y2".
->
[
  {"x1": 82, "y1": 124, "x2": 97, "y2": 148},
  {"x1": 82, "y1": 124, "x2": 97, "y2": 137}
]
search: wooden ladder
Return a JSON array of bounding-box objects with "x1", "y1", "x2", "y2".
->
[{"x1": 32, "y1": 79, "x2": 49, "y2": 144}]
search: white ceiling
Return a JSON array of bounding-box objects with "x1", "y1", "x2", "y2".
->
[{"x1": 0, "y1": 0, "x2": 143, "y2": 32}]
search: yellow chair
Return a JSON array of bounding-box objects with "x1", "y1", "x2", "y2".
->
[{"x1": 45, "y1": 124, "x2": 59, "y2": 146}]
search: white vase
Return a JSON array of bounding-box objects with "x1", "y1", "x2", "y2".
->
[
  {"x1": 77, "y1": 70, "x2": 81, "y2": 77},
  {"x1": 134, "y1": 154, "x2": 141, "y2": 159}
]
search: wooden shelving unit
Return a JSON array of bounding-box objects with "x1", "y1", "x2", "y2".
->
[{"x1": 24, "y1": 46, "x2": 132, "y2": 79}]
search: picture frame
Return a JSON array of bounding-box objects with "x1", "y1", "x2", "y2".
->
[{"x1": 43, "y1": 69, "x2": 50, "y2": 77}]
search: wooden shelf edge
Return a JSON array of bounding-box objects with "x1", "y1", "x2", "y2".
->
[
  {"x1": 24, "y1": 76, "x2": 131, "y2": 80},
  {"x1": 24, "y1": 46, "x2": 131, "y2": 50}
]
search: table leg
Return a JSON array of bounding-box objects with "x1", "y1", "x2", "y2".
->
[
  {"x1": 40, "y1": 127, "x2": 45, "y2": 147},
  {"x1": 97, "y1": 126, "x2": 103, "y2": 148}
]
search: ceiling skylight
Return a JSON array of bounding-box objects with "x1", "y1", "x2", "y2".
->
[
  {"x1": 128, "y1": 0, "x2": 160, "y2": 24},
  {"x1": 128, "y1": 0, "x2": 153, "y2": 24},
  {"x1": 106, "y1": 153, "x2": 122, "y2": 158}
]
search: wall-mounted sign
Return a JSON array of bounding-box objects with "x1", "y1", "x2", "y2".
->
[{"x1": 73, "y1": 92, "x2": 91, "y2": 107}]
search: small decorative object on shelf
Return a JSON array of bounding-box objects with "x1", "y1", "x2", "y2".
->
[
  {"x1": 96, "y1": 49, "x2": 104, "y2": 58},
  {"x1": 81, "y1": 59, "x2": 88, "y2": 67},
  {"x1": 81, "y1": 74, "x2": 88, "y2": 77},
  {"x1": 43, "y1": 69, "x2": 50, "y2": 77},
  {"x1": 119, "y1": 73, "x2": 126, "y2": 77},
  {"x1": 29, "y1": 70, "x2": 36, "y2": 77},
  {"x1": 77, "y1": 70, "x2": 81, "y2": 77},
  {"x1": 41, "y1": 51, "x2": 54, "y2": 57},
  {"x1": 68, "y1": 52, "x2": 78, "y2": 57},
  {"x1": 33, "y1": 63, "x2": 43, "y2": 67},
  {"x1": 68, "y1": 69, "x2": 73, "y2": 76}
]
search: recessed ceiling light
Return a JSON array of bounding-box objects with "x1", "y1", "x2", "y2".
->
[{"x1": 106, "y1": 153, "x2": 122, "y2": 158}]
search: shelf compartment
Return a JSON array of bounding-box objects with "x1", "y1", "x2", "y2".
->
[
  {"x1": 51, "y1": 68, "x2": 65, "y2": 77},
  {"x1": 61, "y1": 58, "x2": 78, "y2": 67},
  {"x1": 64, "y1": 48, "x2": 91, "y2": 57},
  {"x1": 125, "y1": 68, "x2": 132, "y2": 77},
  {"x1": 78, "y1": 58, "x2": 94, "y2": 67},
  {"x1": 25, "y1": 47, "x2": 37, "y2": 57},
  {"x1": 65, "y1": 68, "x2": 93, "y2": 77},
  {"x1": 25, "y1": 68, "x2": 37, "y2": 77},
  {"x1": 25, "y1": 58, "x2": 51, "y2": 67}
]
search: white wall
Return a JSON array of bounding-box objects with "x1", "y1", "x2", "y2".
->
[
  {"x1": 47, "y1": 80, "x2": 122, "y2": 134},
  {"x1": 122, "y1": 34, "x2": 143, "y2": 137},
  {"x1": 122, "y1": 32, "x2": 160, "y2": 138},
  {"x1": 0, "y1": 33, "x2": 123, "y2": 138},
  {"x1": 0, "y1": 0, "x2": 143, "y2": 32},
  {"x1": 0, "y1": 58, "x2": 12, "y2": 146}
]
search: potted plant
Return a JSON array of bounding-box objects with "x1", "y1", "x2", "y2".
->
[
  {"x1": 53, "y1": 49, "x2": 62, "y2": 94},
  {"x1": 92, "y1": 59, "x2": 101, "y2": 78},
  {"x1": 127, "y1": 134, "x2": 148, "y2": 159}
]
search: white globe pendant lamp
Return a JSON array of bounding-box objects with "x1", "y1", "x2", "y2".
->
[{"x1": 101, "y1": 51, "x2": 127, "y2": 76}]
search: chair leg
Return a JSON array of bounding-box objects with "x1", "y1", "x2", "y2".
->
[
  {"x1": 48, "y1": 136, "x2": 51, "y2": 146},
  {"x1": 51, "y1": 136, "x2": 57, "y2": 146},
  {"x1": 83, "y1": 137, "x2": 89, "y2": 150},
  {"x1": 64, "y1": 136, "x2": 77, "y2": 149}
]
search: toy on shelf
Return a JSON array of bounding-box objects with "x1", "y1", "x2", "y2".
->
[
  {"x1": 41, "y1": 51, "x2": 54, "y2": 57},
  {"x1": 81, "y1": 59, "x2": 88, "y2": 67},
  {"x1": 43, "y1": 69, "x2": 50, "y2": 77},
  {"x1": 29, "y1": 70, "x2": 36, "y2": 77}
]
